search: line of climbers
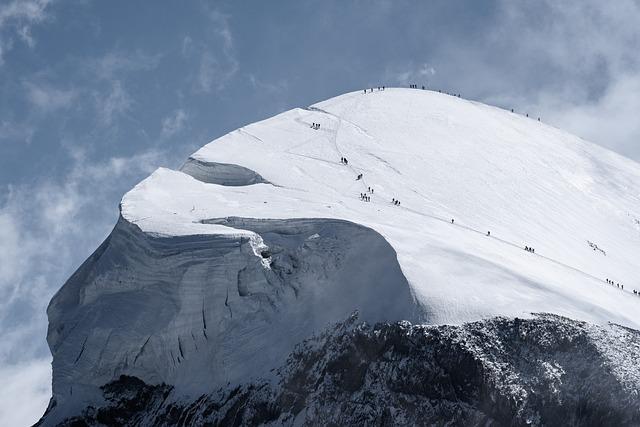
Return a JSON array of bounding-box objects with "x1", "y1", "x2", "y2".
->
[
  {"x1": 606, "y1": 278, "x2": 624, "y2": 290},
  {"x1": 360, "y1": 85, "x2": 542, "y2": 121},
  {"x1": 510, "y1": 108, "x2": 541, "y2": 121},
  {"x1": 311, "y1": 122, "x2": 320, "y2": 130},
  {"x1": 340, "y1": 146, "x2": 631, "y2": 302}
]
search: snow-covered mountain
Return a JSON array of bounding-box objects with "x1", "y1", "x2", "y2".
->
[{"x1": 39, "y1": 89, "x2": 640, "y2": 425}]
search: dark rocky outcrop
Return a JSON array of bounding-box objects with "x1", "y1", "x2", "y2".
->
[{"x1": 42, "y1": 313, "x2": 640, "y2": 426}]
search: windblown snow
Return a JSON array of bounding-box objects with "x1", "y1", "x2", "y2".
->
[{"x1": 43, "y1": 89, "x2": 640, "y2": 424}]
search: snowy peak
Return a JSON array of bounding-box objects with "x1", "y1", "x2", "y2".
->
[
  {"x1": 43, "y1": 88, "x2": 640, "y2": 424},
  {"x1": 125, "y1": 88, "x2": 640, "y2": 327}
]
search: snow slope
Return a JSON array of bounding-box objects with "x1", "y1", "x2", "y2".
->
[
  {"x1": 43, "y1": 88, "x2": 640, "y2": 423},
  {"x1": 129, "y1": 88, "x2": 640, "y2": 325}
]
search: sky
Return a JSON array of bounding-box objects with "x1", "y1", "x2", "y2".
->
[{"x1": 1, "y1": 1, "x2": 640, "y2": 425}]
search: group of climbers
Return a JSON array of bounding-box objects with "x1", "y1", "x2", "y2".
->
[
  {"x1": 336, "y1": 92, "x2": 630, "y2": 303},
  {"x1": 606, "y1": 278, "x2": 623, "y2": 290},
  {"x1": 362, "y1": 85, "x2": 542, "y2": 122},
  {"x1": 311, "y1": 122, "x2": 321, "y2": 130}
]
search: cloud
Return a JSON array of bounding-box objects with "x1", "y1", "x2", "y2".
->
[
  {"x1": 24, "y1": 81, "x2": 77, "y2": 112},
  {"x1": 90, "y1": 50, "x2": 161, "y2": 81},
  {"x1": 413, "y1": 0, "x2": 640, "y2": 159},
  {"x1": 97, "y1": 80, "x2": 132, "y2": 125},
  {"x1": 385, "y1": 62, "x2": 437, "y2": 87},
  {"x1": 535, "y1": 74, "x2": 640, "y2": 158},
  {"x1": 193, "y1": 9, "x2": 238, "y2": 93},
  {"x1": 0, "y1": 145, "x2": 173, "y2": 424},
  {"x1": 0, "y1": 120, "x2": 34, "y2": 144},
  {"x1": 160, "y1": 109, "x2": 188, "y2": 138},
  {"x1": 0, "y1": 0, "x2": 54, "y2": 65},
  {"x1": 0, "y1": 358, "x2": 51, "y2": 427}
]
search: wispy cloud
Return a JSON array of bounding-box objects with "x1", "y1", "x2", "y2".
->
[
  {"x1": 0, "y1": 120, "x2": 34, "y2": 144},
  {"x1": 479, "y1": 0, "x2": 640, "y2": 156},
  {"x1": 385, "y1": 62, "x2": 436, "y2": 86},
  {"x1": 191, "y1": 9, "x2": 238, "y2": 93},
  {"x1": 160, "y1": 108, "x2": 188, "y2": 139},
  {"x1": 0, "y1": 144, "x2": 173, "y2": 424},
  {"x1": 96, "y1": 80, "x2": 132, "y2": 126},
  {"x1": 0, "y1": 357, "x2": 51, "y2": 427},
  {"x1": 0, "y1": 0, "x2": 54, "y2": 65},
  {"x1": 24, "y1": 81, "x2": 77, "y2": 112}
]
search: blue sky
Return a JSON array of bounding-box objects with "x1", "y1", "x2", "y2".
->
[{"x1": 2, "y1": 1, "x2": 640, "y2": 424}]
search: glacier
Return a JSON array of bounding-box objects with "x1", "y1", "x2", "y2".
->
[{"x1": 39, "y1": 88, "x2": 640, "y2": 425}]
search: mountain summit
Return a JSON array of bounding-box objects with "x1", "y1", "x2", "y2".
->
[{"x1": 40, "y1": 89, "x2": 640, "y2": 425}]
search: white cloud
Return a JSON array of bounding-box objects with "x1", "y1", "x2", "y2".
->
[
  {"x1": 385, "y1": 62, "x2": 437, "y2": 87},
  {"x1": 0, "y1": 0, "x2": 54, "y2": 65},
  {"x1": 160, "y1": 109, "x2": 188, "y2": 138},
  {"x1": 0, "y1": 145, "x2": 172, "y2": 423},
  {"x1": 0, "y1": 120, "x2": 34, "y2": 144},
  {"x1": 83, "y1": 50, "x2": 160, "y2": 126},
  {"x1": 193, "y1": 9, "x2": 238, "y2": 93},
  {"x1": 425, "y1": 0, "x2": 640, "y2": 159},
  {"x1": 97, "y1": 80, "x2": 132, "y2": 125},
  {"x1": 91, "y1": 50, "x2": 161, "y2": 81},
  {"x1": 0, "y1": 358, "x2": 51, "y2": 427},
  {"x1": 24, "y1": 81, "x2": 77, "y2": 112}
]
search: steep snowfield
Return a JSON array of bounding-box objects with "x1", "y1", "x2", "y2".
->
[
  {"x1": 127, "y1": 88, "x2": 640, "y2": 326},
  {"x1": 43, "y1": 88, "x2": 640, "y2": 424}
]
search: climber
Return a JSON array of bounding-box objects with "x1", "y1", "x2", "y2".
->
[
  {"x1": 451, "y1": 219, "x2": 454, "y2": 224},
  {"x1": 487, "y1": 231, "x2": 491, "y2": 236}
]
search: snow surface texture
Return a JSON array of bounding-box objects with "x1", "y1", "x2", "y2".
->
[
  {"x1": 41, "y1": 314, "x2": 640, "y2": 426},
  {"x1": 43, "y1": 89, "x2": 640, "y2": 423}
]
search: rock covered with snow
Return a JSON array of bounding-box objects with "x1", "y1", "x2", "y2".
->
[
  {"x1": 42, "y1": 314, "x2": 640, "y2": 426},
  {"x1": 41, "y1": 88, "x2": 640, "y2": 424}
]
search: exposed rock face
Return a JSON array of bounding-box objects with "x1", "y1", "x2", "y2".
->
[{"x1": 43, "y1": 314, "x2": 640, "y2": 426}]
